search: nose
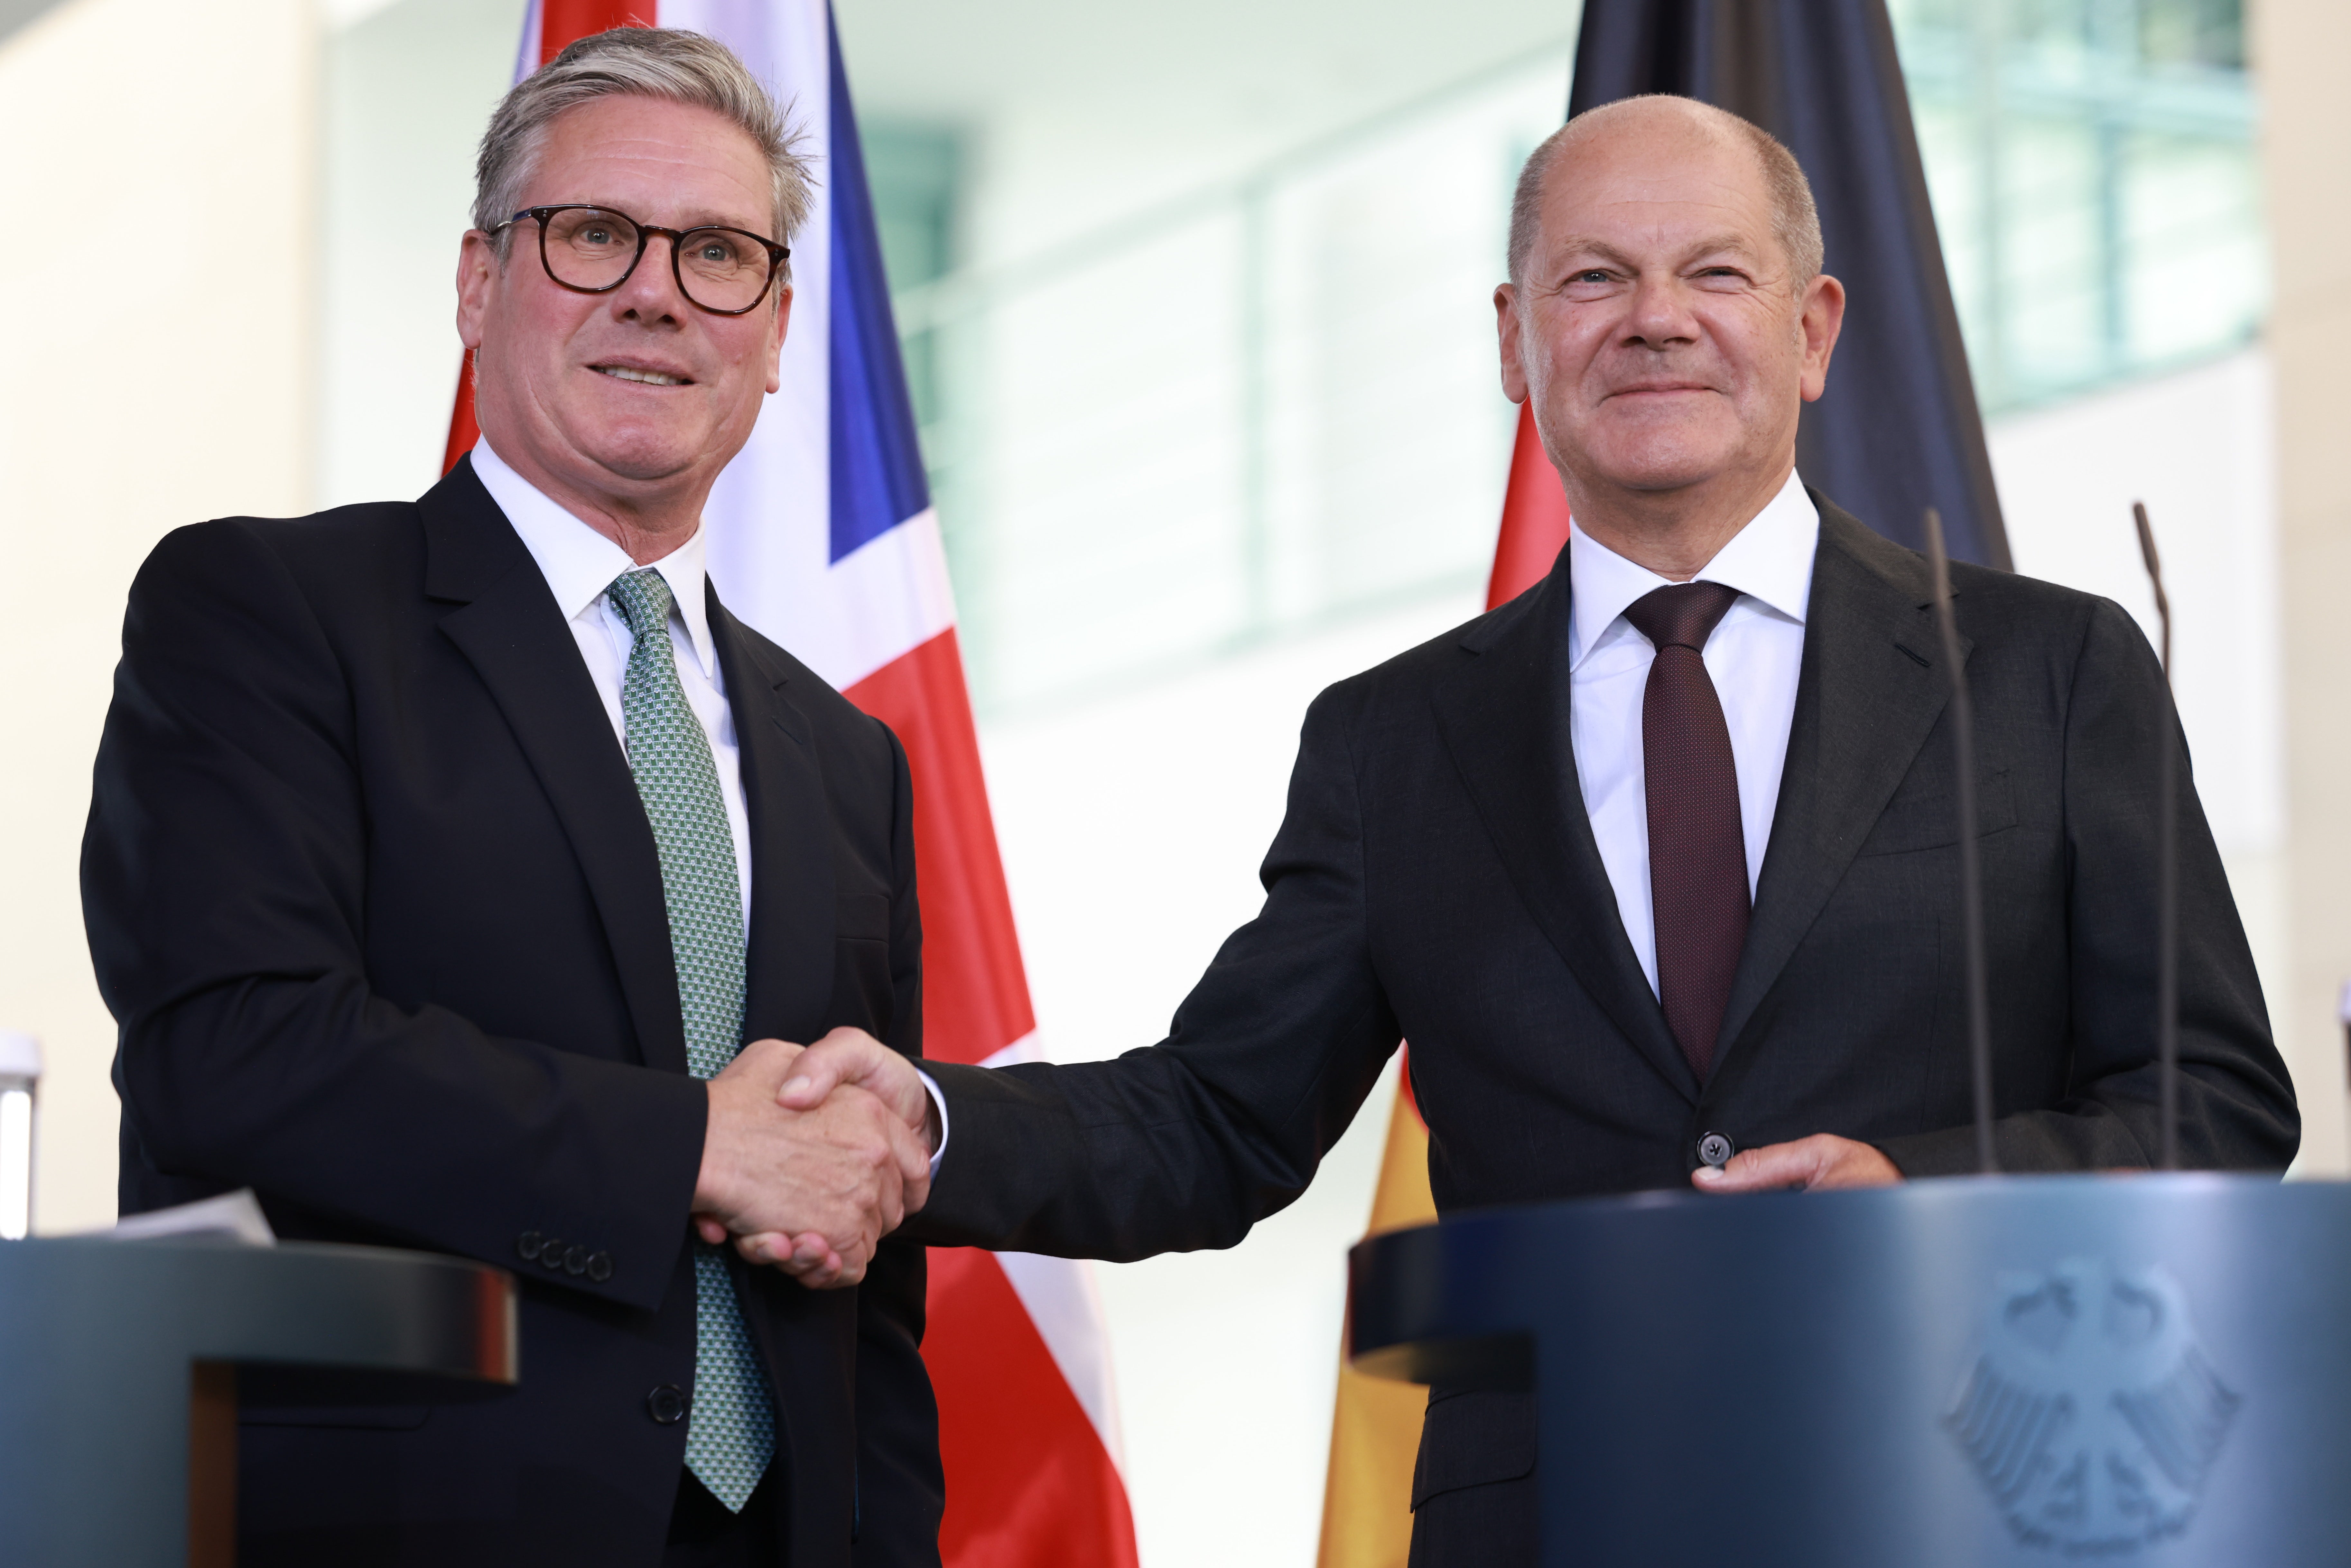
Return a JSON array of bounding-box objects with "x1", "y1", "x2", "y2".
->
[
  {"x1": 610, "y1": 232, "x2": 690, "y2": 324},
  {"x1": 1622, "y1": 270, "x2": 1699, "y2": 350}
]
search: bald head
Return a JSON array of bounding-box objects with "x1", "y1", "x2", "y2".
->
[{"x1": 1507, "y1": 96, "x2": 1822, "y2": 292}]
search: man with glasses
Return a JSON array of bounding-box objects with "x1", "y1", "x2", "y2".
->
[{"x1": 82, "y1": 28, "x2": 940, "y2": 1568}]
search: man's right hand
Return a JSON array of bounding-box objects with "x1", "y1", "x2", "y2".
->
[
  {"x1": 691, "y1": 1037, "x2": 932, "y2": 1288},
  {"x1": 716, "y1": 1028, "x2": 939, "y2": 1285}
]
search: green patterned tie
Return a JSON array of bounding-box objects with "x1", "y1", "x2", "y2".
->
[{"x1": 607, "y1": 568, "x2": 775, "y2": 1512}]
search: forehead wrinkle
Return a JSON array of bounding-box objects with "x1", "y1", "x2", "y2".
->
[
  {"x1": 548, "y1": 145, "x2": 765, "y2": 194},
  {"x1": 1562, "y1": 165, "x2": 1770, "y2": 222}
]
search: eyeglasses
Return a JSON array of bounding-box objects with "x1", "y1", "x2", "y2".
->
[{"x1": 492, "y1": 205, "x2": 789, "y2": 315}]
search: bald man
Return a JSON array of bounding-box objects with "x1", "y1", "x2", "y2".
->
[{"x1": 777, "y1": 95, "x2": 2298, "y2": 1563}]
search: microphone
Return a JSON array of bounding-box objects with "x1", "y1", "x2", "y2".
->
[
  {"x1": 1923, "y1": 509, "x2": 1997, "y2": 1176},
  {"x1": 2133, "y1": 502, "x2": 2180, "y2": 1171}
]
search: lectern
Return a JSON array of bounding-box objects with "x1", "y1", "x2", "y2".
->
[
  {"x1": 1349, "y1": 1175, "x2": 2351, "y2": 1565},
  {"x1": 0, "y1": 1237, "x2": 517, "y2": 1566}
]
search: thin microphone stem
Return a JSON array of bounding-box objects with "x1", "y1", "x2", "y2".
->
[
  {"x1": 2134, "y1": 501, "x2": 2180, "y2": 1172},
  {"x1": 1926, "y1": 509, "x2": 1997, "y2": 1175}
]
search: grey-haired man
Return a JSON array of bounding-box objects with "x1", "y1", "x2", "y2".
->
[{"x1": 84, "y1": 28, "x2": 940, "y2": 1567}]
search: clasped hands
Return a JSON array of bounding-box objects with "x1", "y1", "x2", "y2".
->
[{"x1": 691, "y1": 1029, "x2": 935, "y2": 1289}]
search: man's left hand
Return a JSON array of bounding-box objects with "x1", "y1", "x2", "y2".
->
[{"x1": 1691, "y1": 1134, "x2": 1902, "y2": 1193}]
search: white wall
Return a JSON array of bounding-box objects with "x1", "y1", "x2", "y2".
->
[
  {"x1": 315, "y1": 0, "x2": 525, "y2": 510},
  {"x1": 0, "y1": 0, "x2": 317, "y2": 1232},
  {"x1": 2253, "y1": 0, "x2": 2351, "y2": 1196}
]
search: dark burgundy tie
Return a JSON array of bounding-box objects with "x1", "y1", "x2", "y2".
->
[{"x1": 1623, "y1": 582, "x2": 1748, "y2": 1082}]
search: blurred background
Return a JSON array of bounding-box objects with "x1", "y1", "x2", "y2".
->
[{"x1": 1, "y1": 0, "x2": 2343, "y2": 1563}]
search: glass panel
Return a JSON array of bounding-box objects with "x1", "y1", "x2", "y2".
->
[{"x1": 1889, "y1": 0, "x2": 2261, "y2": 413}]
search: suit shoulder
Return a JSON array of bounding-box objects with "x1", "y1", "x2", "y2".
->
[
  {"x1": 1952, "y1": 557, "x2": 2105, "y2": 618},
  {"x1": 118, "y1": 505, "x2": 429, "y2": 681},
  {"x1": 1822, "y1": 502, "x2": 2112, "y2": 651},
  {"x1": 1314, "y1": 583, "x2": 1548, "y2": 717},
  {"x1": 1947, "y1": 558, "x2": 2132, "y2": 671},
  {"x1": 141, "y1": 502, "x2": 425, "y2": 595}
]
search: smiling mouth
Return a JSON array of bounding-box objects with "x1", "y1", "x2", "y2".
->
[{"x1": 592, "y1": 365, "x2": 691, "y2": 387}]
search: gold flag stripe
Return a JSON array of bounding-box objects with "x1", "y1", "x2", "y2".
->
[{"x1": 1315, "y1": 1077, "x2": 1437, "y2": 1568}]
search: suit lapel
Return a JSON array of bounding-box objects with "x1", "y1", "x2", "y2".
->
[
  {"x1": 1711, "y1": 500, "x2": 1966, "y2": 1070},
  {"x1": 709, "y1": 590, "x2": 837, "y2": 1042},
  {"x1": 1434, "y1": 563, "x2": 1698, "y2": 1104},
  {"x1": 423, "y1": 459, "x2": 689, "y2": 1074}
]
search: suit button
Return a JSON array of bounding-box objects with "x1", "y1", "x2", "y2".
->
[
  {"x1": 1697, "y1": 1132, "x2": 1735, "y2": 1168},
  {"x1": 538, "y1": 1238, "x2": 567, "y2": 1270},
  {"x1": 587, "y1": 1251, "x2": 613, "y2": 1283},
  {"x1": 563, "y1": 1244, "x2": 589, "y2": 1276},
  {"x1": 516, "y1": 1231, "x2": 544, "y2": 1262},
  {"x1": 647, "y1": 1384, "x2": 687, "y2": 1425}
]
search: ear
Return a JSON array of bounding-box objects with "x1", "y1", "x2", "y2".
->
[
  {"x1": 456, "y1": 230, "x2": 499, "y2": 351},
  {"x1": 1797, "y1": 272, "x2": 1846, "y2": 404},
  {"x1": 1496, "y1": 282, "x2": 1531, "y2": 406},
  {"x1": 765, "y1": 284, "x2": 794, "y2": 395}
]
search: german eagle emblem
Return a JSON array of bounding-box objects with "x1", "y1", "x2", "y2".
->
[{"x1": 1945, "y1": 1259, "x2": 2239, "y2": 1553}]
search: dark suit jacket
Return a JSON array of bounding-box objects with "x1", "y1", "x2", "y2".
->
[
  {"x1": 910, "y1": 496, "x2": 2298, "y2": 1561},
  {"x1": 81, "y1": 457, "x2": 943, "y2": 1567}
]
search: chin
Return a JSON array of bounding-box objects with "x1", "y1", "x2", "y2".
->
[
  {"x1": 1584, "y1": 439, "x2": 1741, "y2": 495},
  {"x1": 572, "y1": 427, "x2": 707, "y2": 485},
  {"x1": 1566, "y1": 409, "x2": 1740, "y2": 484}
]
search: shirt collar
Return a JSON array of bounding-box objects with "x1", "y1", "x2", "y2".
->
[
  {"x1": 1567, "y1": 467, "x2": 1820, "y2": 669},
  {"x1": 471, "y1": 439, "x2": 720, "y2": 680}
]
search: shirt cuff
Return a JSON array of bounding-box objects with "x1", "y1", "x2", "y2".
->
[{"x1": 911, "y1": 1066, "x2": 949, "y2": 1181}]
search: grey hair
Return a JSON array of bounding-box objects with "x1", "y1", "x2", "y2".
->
[
  {"x1": 1506, "y1": 95, "x2": 1823, "y2": 292},
  {"x1": 473, "y1": 26, "x2": 813, "y2": 261}
]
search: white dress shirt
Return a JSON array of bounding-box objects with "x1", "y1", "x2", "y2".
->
[
  {"x1": 471, "y1": 441, "x2": 947, "y2": 1169},
  {"x1": 1568, "y1": 468, "x2": 1820, "y2": 997}
]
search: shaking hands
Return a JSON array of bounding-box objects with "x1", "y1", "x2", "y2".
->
[{"x1": 690, "y1": 1029, "x2": 937, "y2": 1289}]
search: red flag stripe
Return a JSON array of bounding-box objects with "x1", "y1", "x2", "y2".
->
[
  {"x1": 925, "y1": 1248, "x2": 1141, "y2": 1568},
  {"x1": 442, "y1": 352, "x2": 479, "y2": 479},
  {"x1": 1487, "y1": 403, "x2": 1573, "y2": 608},
  {"x1": 541, "y1": 1, "x2": 648, "y2": 63},
  {"x1": 844, "y1": 629, "x2": 1037, "y2": 1068}
]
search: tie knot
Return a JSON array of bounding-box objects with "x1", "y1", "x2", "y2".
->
[
  {"x1": 607, "y1": 568, "x2": 676, "y2": 641},
  {"x1": 1623, "y1": 580, "x2": 1741, "y2": 653}
]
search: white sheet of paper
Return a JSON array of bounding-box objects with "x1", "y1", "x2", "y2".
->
[{"x1": 104, "y1": 1189, "x2": 276, "y2": 1245}]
